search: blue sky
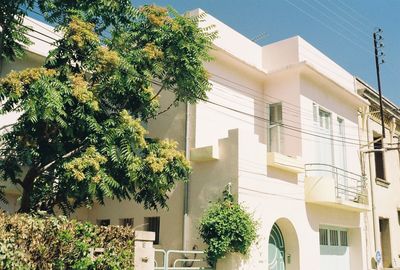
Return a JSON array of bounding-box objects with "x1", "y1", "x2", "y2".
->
[
  {"x1": 131, "y1": 0, "x2": 399, "y2": 105},
  {"x1": 29, "y1": 1, "x2": 399, "y2": 105}
]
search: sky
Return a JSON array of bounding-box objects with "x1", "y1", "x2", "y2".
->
[
  {"x1": 29, "y1": 0, "x2": 400, "y2": 105},
  {"x1": 130, "y1": 0, "x2": 400, "y2": 105}
]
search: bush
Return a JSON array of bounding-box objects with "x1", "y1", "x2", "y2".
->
[
  {"x1": 0, "y1": 212, "x2": 135, "y2": 269},
  {"x1": 199, "y1": 192, "x2": 257, "y2": 267}
]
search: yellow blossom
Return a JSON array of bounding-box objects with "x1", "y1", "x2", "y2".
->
[
  {"x1": 66, "y1": 17, "x2": 99, "y2": 48},
  {"x1": 64, "y1": 146, "x2": 107, "y2": 182},
  {"x1": 70, "y1": 74, "x2": 99, "y2": 110},
  {"x1": 143, "y1": 43, "x2": 164, "y2": 59},
  {"x1": 140, "y1": 5, "x2": 172, "y2": 27},
  {"x1": 0, "y1": 68, "x2": 56, "y2": 97},
  {"x1": 95, "y1": 46, "x2": 121, "y2": 71},
  {"x1": 120, "y1": 110, "x2": 147, "y2": 148}
]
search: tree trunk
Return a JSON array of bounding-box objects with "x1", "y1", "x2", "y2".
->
[{"x1": 18, "y1": 168, "x2": 38, "y2": 213}]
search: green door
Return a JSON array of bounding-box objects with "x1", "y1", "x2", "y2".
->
[{"x1": 268, "y1": 223, "x2": 285, "y2": 270}]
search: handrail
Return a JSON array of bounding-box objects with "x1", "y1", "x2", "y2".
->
[
  {"x1": 305, "y1": 168, "x2": 363, "y2": 182},
  {"x1": 305, "y1": 163, "x2": 368, "y2": 203},
  {"x1": 305, "y1": 163, "x2": 364, "y2": 178},
  {"x1": 154, "y1": 249, "x2": 212, "y2": 270}
]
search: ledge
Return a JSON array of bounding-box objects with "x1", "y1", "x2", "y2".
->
[
  {"x1": 305, "y1": 175, "x2": 370, "y2": 212},
  {"x1": 134, "y1": 231, "x2": 155, "y2": 242},
  {"x1": 190, "y1": 145, "x2": 219, "y2": 162},
  {"x1": 376, "y1": 178, "x2": 390, "y2": 188},
  {"x1": 267, "y1": 152, "x2": 304, "y2": 173}
]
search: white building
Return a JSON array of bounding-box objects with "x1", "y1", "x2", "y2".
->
[
  {"x1": 79, "y1": 10, "x2": 371, "y2": 270},
  {"x1": 1, "y1": 10, "x2": 400, "y2": 270}
]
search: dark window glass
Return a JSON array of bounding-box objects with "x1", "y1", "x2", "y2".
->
[{"x1": 144, "y1": 217, "x2": 160, "y2": 244}]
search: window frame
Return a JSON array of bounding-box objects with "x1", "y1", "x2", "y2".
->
[
  {"x1": 97, "y1": 219, "x2": 110, "y2": 226},
  {"x1": 373, "y1": 134, "x2": 386, "y2": 182},
  {"x1": 319, "y1": 226, "x2": 348, "y2": 247},
  {"x1": 119, "y1": 218, "x2": 134, "y2": 227},
  {"x1": 144, "y1": 216, "x2": 161, "y2": 245},
  {"x1": 268, "y1": 102, "x2": 283, "y2": 153}
]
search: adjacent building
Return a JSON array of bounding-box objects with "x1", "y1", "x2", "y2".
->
[
  {"x1": 357, "y1": 78, "x2": 400, "y2": 269},
  {"x1": 1, "y1": 10, "x2": 400, "y2": 270}
]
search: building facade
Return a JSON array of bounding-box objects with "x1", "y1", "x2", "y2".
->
[
  {"x1": 1, "y1": 11, "x2": 400, "y2": 270},
  {"x1": 357, "y1": 79, "x2": 400, "y2": 269}
]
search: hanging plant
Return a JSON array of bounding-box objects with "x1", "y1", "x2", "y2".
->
[{"x1": 199, "y1": 188, "x2": 257, "y2": 267}]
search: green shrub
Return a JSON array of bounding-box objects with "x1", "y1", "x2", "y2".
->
[
  {"x1": 0, "y1": 212, "x2": 135, "y2": 269},
  {"x1": 199, "y1": 192, "x2": 257, "y2": 267}
]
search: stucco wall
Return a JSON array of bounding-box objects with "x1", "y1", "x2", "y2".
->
[
  {"x1": 76, "y1": 88, "x2": 188, "y2": 251},
  {"x1": 192, "y1": 9, "x2": 262, "y2": 69},
  {"x1": 299, "y1": 73, "x2": 362, "y2": 174},
  {"x1": 365, "y1": 119, "x2": 400, "y2": 268}
]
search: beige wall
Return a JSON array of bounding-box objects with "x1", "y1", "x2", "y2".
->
[
  {"x1": 77, "y1": 89, "x2": 188, "y2": 251},
  {"x1": 364, "y1": 118, "x2": 400, "y2": 269}
]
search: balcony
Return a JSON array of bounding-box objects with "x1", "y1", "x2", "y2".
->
[
  {"x1": 304, "y1": 163, "x2": 369, "y2": 212},
  {"x1": 267, "y1": 152, "x2": 304, "y2": 174}
]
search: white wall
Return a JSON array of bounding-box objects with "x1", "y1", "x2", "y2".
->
[
  {"x1": 300, "y1": 73, "x2": 362, "y2": 175},
  {"x1": 195, "y1": 57, "x2": 265, "y2": 148},
  {"x1": 191, "y1": 9, "x2": 262, "y2": 69}
]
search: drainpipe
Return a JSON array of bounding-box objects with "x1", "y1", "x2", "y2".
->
[
  {"x1": 183, "y1": 102, "x2": 190, "y2": 251},
  {"x1": 0, "y1": 30, "x2": 3, "y2": 76},
  {"x1": 366, "y1": 117, "x2": 378, "y2": 257}
]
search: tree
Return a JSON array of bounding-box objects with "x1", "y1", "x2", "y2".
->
[{"x1": 0, "y1": 0, "x2": 215, "y2": 213}]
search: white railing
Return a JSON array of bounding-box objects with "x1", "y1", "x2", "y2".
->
[
  {"x1": 154, "y1": 249, "x2": 212, "y2": 270},
  {"x1": 305, "y1": 163, "x2": 368, "y2": 204}
]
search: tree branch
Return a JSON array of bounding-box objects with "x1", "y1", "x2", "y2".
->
[
  {"x1": 38, "y1": 144, "x2": 86, "y2": 173},
  {"x1": 145, "y1": 98, "x2": 177, "y2": 121},
  {"x1": 148, "y1": 83, "x2": 166, "y2": 103},
  {"x1": 0, "y1": 123, "x2": 15, "y2": 132}
]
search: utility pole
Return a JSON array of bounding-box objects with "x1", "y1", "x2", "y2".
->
[{"x1": 373, "y1": 28, "x2": 386, "y2": 139}]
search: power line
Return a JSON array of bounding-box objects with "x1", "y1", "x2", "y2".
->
[
  {"x1": 302, "y1": 0, "x2": 368, "y2": 44},
  {"x1": 209, "y1": 86, "x2": 366, "y2": 138},
  {"x1": 283, "y1": 0, "x2": 375, "y2": 56},
  {"x1": 284, "y1": 0, "x2": 400, "y2": 80},
  {"x1": 9, "y1": 19, "x2": 396, "y2": 147},
  {"x1": 19, "y1": 15, "x2": 365, "y2": 120},
  {"x1": 335, "y1": 0, "x2": 375, "y2": 29},
  {"x1": 309, "y1": 0, "x2": 371, "y2": 40}
]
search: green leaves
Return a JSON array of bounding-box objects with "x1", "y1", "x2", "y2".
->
[
  {"x1": 0, "y1": 212, "x2": 135, "y2": 269},
  {"x1": 199, "y1": 195, "x2": 257, "y2": 267},
  {"x1": 0, "y1": 2, "x2": 213, "y2": 214}
]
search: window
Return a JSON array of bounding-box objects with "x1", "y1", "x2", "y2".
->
[
  {"x1": 320, "y1": 227, "x2": 348, "y2": 247},
  {"x1": 268, "y1": 103, "x2": 283, "y2": 153},
  {"x1": 330, "y1": 230, "x2": 339, "y2": 246},
  {"x1": 313, "y1": 103, "x2": 333, "y2": 167},
  {"x1": 319, "y1": 109, "x2": 331, "y2": 130},
  {"x1": 144, "y1": 217, "x2": 160, "y2": 244},
  {"x1": 340, "y1": 231, "x2": 348, "y2": 246},
  {"x1": 397, "y1": 210, "x2": 400, "y2": 226},
  {"x1": 373, "y1": 135, "x2": 385, "y2": 180},
  {"x1": 319, "y1": 228, "x2": 329, "y2": 245},
  {"x1": 312, "y1": 104, "x2": 332, "y2": 131},
  {"x1": 313, "y1": 103, "x2": 318, "y2": 122},
  {"x1": 97, "y1": 219, "x2": 110, "y2": 226},
  {"x1": 119, "y1": 218, "x2": 134, "y2": 227}
]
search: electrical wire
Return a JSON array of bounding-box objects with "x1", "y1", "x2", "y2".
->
[
  {"x1": 7, "y1": 16, "x2": 397, "y2": 148},
  {"x1": 303, "y1": 0, "x2": 371, "y2": 43},
  {"x1": 283, "y1": 0, "x2": 375, "y2": 56}
]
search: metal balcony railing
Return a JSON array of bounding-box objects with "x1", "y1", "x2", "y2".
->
[{"x1": 305, "y1": 163, "x2": 368, "y2": 204}]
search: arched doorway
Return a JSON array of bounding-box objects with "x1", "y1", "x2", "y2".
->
[
  {"x1": 268, "y1": 223, "x2": 285, "y2": 270},
  {"x1": 268, "y1": 218, "x2": 300, "y2": 270}
]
